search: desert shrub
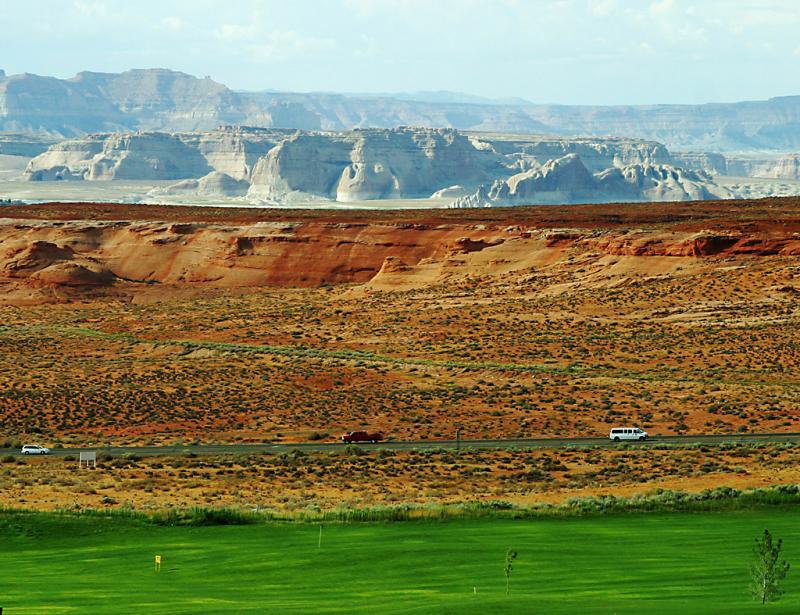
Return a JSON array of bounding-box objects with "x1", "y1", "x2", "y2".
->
[
  {"x1": 13, "y1": 483, "x2": 800, "y2": 528},
  {"x1": 526, "y1": 466, "x2": 551, "y2": 481},
  {"x1": 150, "y1": 507, "x2": 258, "y2": 526},
  {"x1": 469, "y1": 500, "x2": 515, "y2": 511}
]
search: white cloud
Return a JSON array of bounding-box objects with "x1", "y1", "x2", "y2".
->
[
  {"x1": 73, "y1": 0, "x2": 110, "y2": 18},
  {"x1": 248, "y1": 30, "x2": 335, "y2": 60},
  {"x1": 159, "y1": 16, "x2": 186, "y2": 31},
  {"x1": 342, "y1": 0, "x2": 424, "y2": 18},
  {"x1": 590, "y1": 0, "x2": 618, "y2": 16},
  {"x1": 214, "y1": 15, "x2": 337, "y2": 59},
  {"x1": 343, "y1": 0, "x2": 555, "y2": 19},
  {"x1": 216, "y1": 23, "x2": 259, "y2": 41},
  {"x1": 649, "y1": 0, "x2": 674, "y2": 14},
  {"x1": 4, "y1": 0, "x2": 800, "y2": 104}
]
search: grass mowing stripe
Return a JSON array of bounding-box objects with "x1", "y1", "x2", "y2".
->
[{"x1": 2, "y1": 510, "x2": 800, "y2": 613}]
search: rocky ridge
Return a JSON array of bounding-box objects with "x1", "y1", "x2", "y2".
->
[
  {"x1": 3, "y1": 69, "x2": 800, "y2": 151},
  {"x1": 450, "y1": 154, "x2": 726, "y2": 208},
  {"x1": 672, "y1": 152, "x2": 800, "y2": 181},
  {"x1": 1, "y1": 199, "x2": 799, "y2": 304},
  {"x1": 23, "y1": 127, "x2": 289, "y2": 183},
  {"x1": 23, "y1": 127, "x2": 719, "y2": 206}
]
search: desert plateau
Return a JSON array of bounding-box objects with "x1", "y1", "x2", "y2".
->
[
  {"x1": 4, "y1": 2, "x2": 800, "y2": 611},
  {"x1": 1, "y1": 198, "x2": 798, "y2": 455}
]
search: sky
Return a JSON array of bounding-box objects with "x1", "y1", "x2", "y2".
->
[{"x1": 0, "y1": 0, "x2": 798, "y2": 105}]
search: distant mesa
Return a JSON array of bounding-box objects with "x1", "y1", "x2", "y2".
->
[
  {"x1": 2, "y1": 68, "x2": 800, "y2": 151},
  {"x1": 450, "y1": 154, "x2": 724, "y2": 208},
  {"x1": 7, "y1": 67, "x2": 800, "y2": 206},
  {"x1": 21, "y1": 126, "x2": 722, "y2": 206}
]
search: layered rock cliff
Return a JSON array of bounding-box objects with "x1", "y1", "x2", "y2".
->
[
  {"x1": 450, "y1": 154, "x2": 726, "y2": 208},
  {"x1": 0, "y1": 134, "x2": 56, "y2": 157},
  {"x1": 24, "y1": 127, "x2": 288, "y2": 182},
  {"x1": 24, "y1": 127, "x2": 714, "y2": 205},
  {"x1": 672, "y1": 151, "x2": 800, "y2": 181},
  {"x1": 728, "y1": 154, "x2": 800, "y2": 180},
  {"x1": 483, "y1": 134, "x2": 671, "y2": 172},
  {"x1": 4, "y1": 68, "x2": 800, "y2": 151},
  {"x1": 2, "y1": 199, "x2": 799, "y2": 304},
  {"x1": 247, "y1": 128, "x2": 507, "y2": 202},
  {"x1": 0, "y1": 69, "x2": 321, "y2": 137}
]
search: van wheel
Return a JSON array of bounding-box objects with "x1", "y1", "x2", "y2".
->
[
  {"x1": 639, "y1": 436, "x2": 645, "y2": 441},
  {"x1": 613, "y1": 437, "x2": 620, "y2": 442}
]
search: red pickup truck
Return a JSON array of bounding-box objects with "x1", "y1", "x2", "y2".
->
[{"x1": 340, "y1": 431, "x2": 384, "y2": 444}]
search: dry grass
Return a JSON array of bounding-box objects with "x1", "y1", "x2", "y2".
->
[
  {"x1": 0, "y1": 199, "x2": 798, "y2": 506},
  {"x1": 0, "y1": 250, "x2": 797, "y2": 445},
  {"x1": 3, "y1": 444, "x2": 798, "y2": 512}
]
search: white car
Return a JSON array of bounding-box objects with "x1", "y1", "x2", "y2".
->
[
  {"x1": 609, "y1": 427, "x2": 648, "y2": 442},
  {"x1": 21, "y1": 445, "x2": 50, "y2": 455}
]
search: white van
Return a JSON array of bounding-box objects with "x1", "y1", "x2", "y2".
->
[{"x1": 609, "y1": 427, "x2": 648, "y2": 442}]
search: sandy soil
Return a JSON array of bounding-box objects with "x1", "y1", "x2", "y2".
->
[
  {"x1": 0, "y1": 197, "x2": 798, "y2": 507},
  {"x1": 1, "y1": 444, "x2": 796, "y2": 512}
]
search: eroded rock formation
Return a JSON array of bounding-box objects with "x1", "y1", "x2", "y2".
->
[
  {"x1": 450, "y1": 154, "x2": 726, "y2": 207},
  {"x1": 2, "y1": 200, "x2": 799, "y2": 304},
  {"x1": 24, "y1": 126, "x2": 723, "y2": 205},
  {"x1": 24, "y1": 128, "x2": 287, "y2": 182}
]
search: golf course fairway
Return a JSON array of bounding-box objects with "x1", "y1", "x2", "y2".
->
[{"x1": 1, "y1": 508, "x2": 798, "y2": 613}]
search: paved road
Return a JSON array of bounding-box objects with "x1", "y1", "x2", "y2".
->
[{"x1": 2, "y1": 432, "x2": 799, "y2": 458}]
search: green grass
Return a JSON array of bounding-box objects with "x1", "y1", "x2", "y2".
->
[{"x1": 2, "y1": 509, "x2": 800, "y2": 613}]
